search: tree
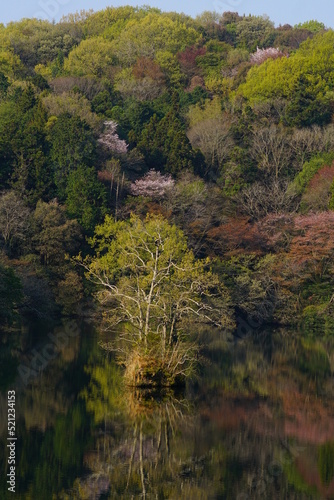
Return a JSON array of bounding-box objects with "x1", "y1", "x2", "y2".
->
[
  {"x1": 289, "y1": 212, "x2": 334, "y2": 282},
  {"x1": 79, "y1": 214, "x2": 233, "y2": 386},
  {"x1": 206, "y1": 217, "x2": 264, "y2": 256},
  {"x1": 187, "y1": 115, "x2": 234, "y2": 178},
  {"x1": 250, "y1": 124, "x2": 291, "y2": 179},
  {"x1": 294, "y1": 20, "x2": 325, "y2": 33},
  {"x1": 42, "y1": 91, "x2": 100, "y2": 131},
  {"x1": 136, "y1": 108, "x2": 203, "y2": 175},
  {"x1": 48, "y1": 113, "x2": 97, "y2": 200},
  {"x1": 65, "y1": 165, "x2": 107, "y2": 231},
  {"x1": 110, "y1": 13, "x2": 200, "y2": 65},
  {"x1": 98, "y1": 121, "x2": 128, "y2": 154},
  {"x1": 238, "y1": 31, "x2": 334, "y2": 126},
  {"x1": 238, "y1": 179, "x2": 299, "y2": 220},
  {"x1": 177, "y1": 45, "x2": 206, "y2": 79},
  {"x1": 301, "y1": 165, "x2": 334, "y2": 212},
  {"x1": 166, "y1": 173, "x2": 224, "y2": 256},
  {"x1": 11, "y1": 98, "x2": 52, "y2": 203},
  {"x1": 250, "y1": 47, "x2": 284, "y2": 65},
  {"x1": 129, "y1": 170, "x2": 174, "y2": 198},
  {"x1": 0, "y1": 191, "x2": 30, "y2": 255},
  {"x1": 33, "y1": 200, "x2": 81, "y2": 266},
  {"x1": 63, "y1": 37, "x2": 115, "y2": 77},
  {"x1": 288, "y1": 126, "x2": 334, "y2": 171},
  {"x1": 289, "y1": 153, "x2": 334, "y2": 196},
  {"x1": 235, "y1": 15, "x2": 275, "y2": 51},
  {"x1": 284, "y1": 74, "x2": 333, "y2": 127}
]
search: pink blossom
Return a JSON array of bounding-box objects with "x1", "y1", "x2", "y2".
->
[
  {"x1": 98, "y1": 121, "x2": 128, "y2": 154},
  {"x1": 130, "y1": 170, "x2": 175, "y2": 198},
  {"x1": 250, "y1": 47, "x2": 285, "y2": 65}
]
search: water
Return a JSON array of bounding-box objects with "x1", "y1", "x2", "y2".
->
[{"x1": 0, "y1": 321, "x2": 334, "y2": 499}]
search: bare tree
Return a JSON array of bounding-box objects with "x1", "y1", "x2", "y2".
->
[
  {"x1": 187, "y1": 116, "x2": 234, "y2": 177},
  {"x1": 0, "y1": 191, "x2": 30, "y2": 254},
  {"x1": 288, "y1": 125, "x2": 334, "y2": 170},
  {"x1": 250, "y1": 125, "x2": 292, "y2": 179},
  {"x1": 237, "y1": 179, "x2": 299, "y2": 220}
]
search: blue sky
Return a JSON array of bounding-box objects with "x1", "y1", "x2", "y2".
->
[{"x1": 1, "y1": 0, "x2": 333, "y2": 27}]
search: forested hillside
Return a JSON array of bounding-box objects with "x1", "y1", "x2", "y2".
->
[{"x1": 0, "y1": 7, "x2": 333, "y2": 339}]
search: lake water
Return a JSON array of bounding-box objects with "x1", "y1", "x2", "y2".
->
[{"x1": 1, "y1": 320, "x2": 334, "y2": 499}]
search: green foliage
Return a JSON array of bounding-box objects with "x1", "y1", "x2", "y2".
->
[
  {"x1": 0, "y1": 71, "x2": 9, "y2": 95},
  {"x1": 318, "y1": 442, "x2": 334, "y2": 486},
  {"x1": 82, "y1": 6, "x2": 151, "y2": 38},
  {"x1": 238, "y1": 30, "x2": 334, "y2": 125},
  {"x1": 65, "y1": 165, "x2": 107, "y2": 231},
  {"x1": 82, "y1": 213, "x2": 232, "y2": 385},
  {"x1": 48, "y1": 113, "x2": 97, "y2": 200},
  {"x1": 196, "y1": 40, "x2": 230, "y2": 78},
  {"x1": 295, "y1": 20, "x2": 326, "y2": 33},
  {"x1": 0, "y1": 6, "x2": 331, "y2": 334},
  {"x1": 136, "y1": 107, "x2": 204, "y2": 175},
  {"x1": 302, "y1": 305, "x2": 326, "y2": 336},
  {"x1": 284, "y1": 74, "x2": 333, "y2": 127},
  {"x1": 33, "y1": 200, "x2": 82, "y2": 266},
  {"x1": 235, "y1": 15, "x2": 275, "y2": 51},
  {"x1": 91, "y1": 89, "x2": 116, "y2": 116},
  {"x1": 2, "y1": 18, "x2": 81, "y2": 70},
  {"x1": 43, "y1": 91, "x2": 100, "y2": 131},
  {"x1": 298, "y1": 338, "x2": 330, "y2": 378},
  {"x1": 289, "y1": 153, "x2": 334, "y2": 196},
  {"x1": 110, "y1": 13, "x2": 201, "y2": 65},
  {"x1": 64, "y1": 37, "x2": 115, "y2": 78},
  {"x1": 283, "y1": 458, "x2": 318, "y2": 496},
  {"x1": 0, "y1": 100, "x2": 21, "y2": 184}
]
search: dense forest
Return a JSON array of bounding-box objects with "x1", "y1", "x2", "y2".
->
[{"x1": 1, "y1": 7, "x2": 334, "y2": 384}]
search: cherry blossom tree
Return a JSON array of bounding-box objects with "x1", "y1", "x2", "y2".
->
[
  {"x1": 129, "y1": 170, "x2": 175, "y2": 198},
  {"x1": 250, "y1": 47, "x2": 285, "y2": 65},
  {"x1": 98, "y1": 121, "x2": 128, "y2": 154}
]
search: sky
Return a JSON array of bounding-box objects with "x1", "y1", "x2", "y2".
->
[{"x1": 1, "y1": 0, "x2": 333, "y2": 28}]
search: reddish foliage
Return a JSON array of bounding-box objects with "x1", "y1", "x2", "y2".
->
[
  {"x1": 295, "y1": 457, "x2": 334, "y2": 499},
  {"x1": 289, "y1": 212, "x2": 334, "y2": 278},
  {"x1": 177, "y1": 45, "x2": 206, "y2": 77},
  {"x1": 255, "y1": 214, "x2": 295, "y2": 252},
  {"x1": 206, "y1": 217, "x2": 265, "y2": 256},
  {"x1": 302, "y1": 165, "x2": 334, "y2": 210},
  {"x1": 97, "y1": 170, "x2": 113, "y2": 182},
  {"x1": 132, "y1": 57, "x2": 165, "y2": 84},
  {"x1": 308, "y1": 165, "x2": 334, "y2": 190},
  {"x1": 186, "y1": 75, "x2": 205, "y2": 92},
  {"x1": 281, "y1": 387, "x2": 334, "y2": 444}
]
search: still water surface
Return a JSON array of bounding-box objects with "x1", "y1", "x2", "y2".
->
[{"x1": 1, "y1": 322, "x2": 334, "y2": 499}]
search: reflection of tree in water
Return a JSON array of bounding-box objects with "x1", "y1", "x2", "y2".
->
[
  {"x1": 79, "y1": 359, "x2": 234, "y2": 499},
  {"x1": 61, "y1": 332, "x2": 334, "y2": 499},
  {"x1": 78, "y1": 361, "x2": 313, "y2": 500}
]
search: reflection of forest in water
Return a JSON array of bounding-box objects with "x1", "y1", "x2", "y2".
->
[{"x1": 0, "y1": 323, "x2": 334, "y2": 499}]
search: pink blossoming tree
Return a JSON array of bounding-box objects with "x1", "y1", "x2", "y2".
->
[
  {"x1": 130, "y1": 170, "x2": 175, "y2": 198},
  {"x1": 250, "y1": 47, "x2": 285, "y2": 65},
  {"x1": 98, "y1": 121, "x2": 128, "y2": 154}
]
